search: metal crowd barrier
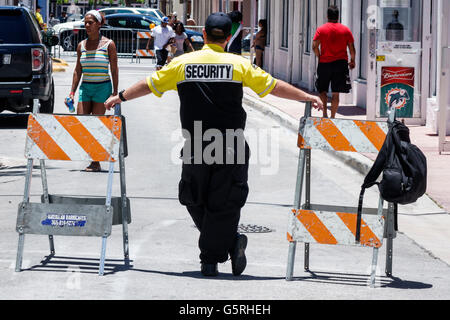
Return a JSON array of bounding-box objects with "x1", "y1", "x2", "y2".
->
[{"x1": 57, "y1": 27, "x2": 137, "y2": 59}]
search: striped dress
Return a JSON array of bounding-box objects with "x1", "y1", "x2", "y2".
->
[{"x1": 80, "y1": 39, "x2": 112, "y2": 83}]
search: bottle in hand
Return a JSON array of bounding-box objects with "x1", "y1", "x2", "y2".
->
[{"x1": 64, "y1": 97, "x2": 75, "y2": 113}]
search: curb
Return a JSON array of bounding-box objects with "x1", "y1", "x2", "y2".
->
[
  {"x1": 52, "y1": 65, "x2": 67, "y2": 72},
  {"x1": 52, "y1": 58, "x2": 69, "y2": 66},
  {"x1": 243, "y1": 93, "x2": 374, "y2": 176}
]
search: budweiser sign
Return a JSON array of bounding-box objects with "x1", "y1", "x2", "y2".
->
[{"x1": 381, "y1": 67, "x2": 415, "y2": 87}]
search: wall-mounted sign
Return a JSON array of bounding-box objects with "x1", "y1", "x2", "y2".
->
[{"x1": 380, "y1": 66, "x2": 415, "y2": 118}]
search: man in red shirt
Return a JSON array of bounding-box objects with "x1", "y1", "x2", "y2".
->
[{"x1": 313, "y1": 6, "x2": 356, "y2": 118}]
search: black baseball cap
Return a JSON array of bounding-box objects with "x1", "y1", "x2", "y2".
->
[{"x1": 205, "y1": 12, "x2": 232, "y2": 38}]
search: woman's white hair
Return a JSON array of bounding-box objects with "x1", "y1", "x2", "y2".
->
[{"x1": 85, "y1": 10, "x2": 102, "y2": 23}]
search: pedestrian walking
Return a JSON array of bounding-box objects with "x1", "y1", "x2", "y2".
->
[
  {"x1": 173, "y1": 22, "x2": 195, "y2": 57},
  {"x1": 35, "y1": 5, "x2": 44, "y2": 29},
  {"x1": 186, "y1": 13, "x2": 197, "y2": 27},
  {"x1": 69, "y1": 10, "x2": 119, "y2": 172},
  {"x1": 252, "y1": 19, "x2": 267, "y2": 68},
  {"x1": 59, "y1": 11, "x2": 67, "y2": 24},
  {"x1": 226, "y1": 10, "x2": 243, "y2": 55},
  {"x1": 146, "y1": 17, "x2": 175, "y2": 70},
  {"x1": 312, "y1": 5, "x2": 356, "y2": 119},
  {"x1": 104, "y1": 12, "x2": 323, "y2": 277}
]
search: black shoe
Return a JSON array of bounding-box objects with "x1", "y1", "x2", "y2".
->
[
  {"x1": 201, "y1": 263, "x2": 218, "y2": 277},
  {"x1": 231, "y1": 234, "x2": 248, "y2": 276}
]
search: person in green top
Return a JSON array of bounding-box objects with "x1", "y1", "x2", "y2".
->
[{"x1": 226, "y1": 10, "x2": 242, "y2": 54}]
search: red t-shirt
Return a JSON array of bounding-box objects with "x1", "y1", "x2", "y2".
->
[{"x1": 313, "y1": 23, "x2": 354, "y2": 63}]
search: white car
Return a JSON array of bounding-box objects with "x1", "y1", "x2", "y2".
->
[{"x1": 53, "y1": 7, "x2": 163, "y2": 34}]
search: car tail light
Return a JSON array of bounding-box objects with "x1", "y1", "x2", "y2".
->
[{"x1": 31, "y1": 48, "x2": 44, "y2": 72}]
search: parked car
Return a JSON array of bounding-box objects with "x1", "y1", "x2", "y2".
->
[
  {"x1": 0, "y1": 6, "x2": 59, "y2": 114},
  {"x1": 53, "y1": 7, "x2": 163, "y2": 35},
  {"x1": 66, "y1": 13, "x2": 83, "y2": 22},
  {"x1": 59, "y1": 14, "x2": 204, "y2": 53}
]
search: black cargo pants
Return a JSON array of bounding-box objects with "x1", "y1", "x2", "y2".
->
[{"x1": 178, "y1": 140, "x2": 250, "y2": 264}]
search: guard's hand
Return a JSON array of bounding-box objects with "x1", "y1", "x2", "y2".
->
[
  {"x1": 310, "y1": 95, "x2": 324, "y2": 111},
  {"x1": 104, "y1": 95, "x2": 121, "y2": 111}
]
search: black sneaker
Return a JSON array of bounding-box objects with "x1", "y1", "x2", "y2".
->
[
  {"x1": 231, "y1": 234, "x2": 248, "y2": 276},
  {"x1": 201, "y1": 263, "x2": 218, "y2": 277}
]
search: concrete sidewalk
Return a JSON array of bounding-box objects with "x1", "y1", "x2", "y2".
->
[{"x1": 243, "y1": 87, "x2": 450, "y2": 214}]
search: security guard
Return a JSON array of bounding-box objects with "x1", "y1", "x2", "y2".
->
[{"x1": 105, "y1": 12, "x2": 323, "y2": 277}]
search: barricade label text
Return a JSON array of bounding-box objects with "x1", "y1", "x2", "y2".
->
[{"x1": 41, "y1": 214, "x2": 87, "y2": 227}]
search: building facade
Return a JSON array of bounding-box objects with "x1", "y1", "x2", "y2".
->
[{"x1": 260, "y1": 0, "x2": 450, "y2": 126}]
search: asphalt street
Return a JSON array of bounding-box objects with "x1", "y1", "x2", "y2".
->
[{"x1": 0, "y1": 57, "x2": 449, "y2": 300}]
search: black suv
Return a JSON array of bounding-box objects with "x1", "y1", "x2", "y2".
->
[{"x1": 0, "y1": 6, "x2": 59, "y2": 114}]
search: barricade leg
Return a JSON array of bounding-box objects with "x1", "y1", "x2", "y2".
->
[
  {"x1": 286, "y1": 241, "x2": 297, "y2": 281},
  {"x1": 40, "y1": 159, "x2": 55, "y2": 255},
  {"x1": 304, "y1": 243, "x2": 310, "y2": 271},
  {"x1": 385, "y1": 203, "x2": 395, "y2": 277},
  {"x1": 286, "y1": 148, "x2": 307, "y2": 281},
  {"x1": 304, "y1": 149, "x2": 311, "y2": 271},
  {"x1": 370, "y1": 247, "x2": 379, "y2": 288},
  {"x1": 15, "y1": 233, "x2": 25, "y2": 272},
  {"x1": 119, "y1": 134, "x2": 130, "y2": 265},
  {"x1": 99, "y1": 236, "x2": 108, "y2": 276},
  {"x1": 16, "y1": 158, "x2": 34, "y2": 272},
  {"x1": 386, "y1": 237, "x2": 393, "y2": 277},
  {"x1": 98, "y1": 159, "x2": 115, "y2": 276},
  {"x1": 369, "y1": 197, "x2": 384, "y2": 287}
]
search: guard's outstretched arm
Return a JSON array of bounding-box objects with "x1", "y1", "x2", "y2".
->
[
  {"x1": 104, "y1": 79, "x2": 152, "y2": 110},
  {"x1": 270, "y1": 79, "x2": 324, "y2": 110}
]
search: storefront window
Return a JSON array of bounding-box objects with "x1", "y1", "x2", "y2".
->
[
  {"x1": 281, "y1": 0, "x2": 289, "y2": 49},
  {"x1": 266, "y1": 0, "x2": 271, "y2": 46},
  {"x1": 378, "y1": 0, "x2": 422, "y2": 42},
  {"x1": 360, "y1": 0, "x2": 369, "y2": 80},
  {"x1": 304, "y1": 0, "x2": 311, "y2": 53}
]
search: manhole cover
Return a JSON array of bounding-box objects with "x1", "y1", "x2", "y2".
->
[{"x1": 238, "y1": 224, "x2": 274, "y2": 233}]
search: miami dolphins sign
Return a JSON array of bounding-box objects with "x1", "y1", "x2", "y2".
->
[{"x1": 380, "y1": 66, "x2": 415, "y2": 118}]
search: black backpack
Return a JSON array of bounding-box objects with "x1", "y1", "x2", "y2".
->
[{"x1": 356, "y1": 120, "x2": 427, "y2": 242}]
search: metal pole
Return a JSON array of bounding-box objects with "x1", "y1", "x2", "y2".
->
[
  {"x1": 15, "y1": 158, "x2": 34, "y2": 272},
  {"x1": 369, "y1": 197, "x2": 384, "y2": 288},
  {"x1": 249, "y1": 0, "x2": 256, "y2": 64},
  {"x1": 115, "y1": 104, "x2": 130, "y2": 265},
  {"x1": 286, "y1": 102, "x2": 312, "y2": 281},
  {"x1": 439, "y1": 47, "x2": 449, "y2": 154},
  {"x1": 385, "y1": 202, "x2": 395, "y2": 277},
  {"x1": 40, "y1": 160, "x2": 55, "y2": 255}
]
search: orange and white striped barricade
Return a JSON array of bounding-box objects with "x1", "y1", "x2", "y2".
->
[
  {"x1": 286, "y1": 102, "x2": 397, "y2": 287},
  {"x1": 15, "y1": 101, "x2": 130, "y2": 276},
  {"x1": 135, "y1": 31, "x2": 155, "y2": 63}
]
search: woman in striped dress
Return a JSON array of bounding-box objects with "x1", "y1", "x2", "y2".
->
[{"x1": 69, "y1": 10, "x2": 118, "y2": 172}]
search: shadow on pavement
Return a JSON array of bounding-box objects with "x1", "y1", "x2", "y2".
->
[
  {"x1": 24, "y1": 255, "x2": 284, "y2": 280},
  {"x1": 291, "y1": 270, "x2": 432, "y2": 289},
  {"x1": 127, "y1": 268, "x2": 285, "y2": 281},
  {"x1": 337, "y1": 105, "x2": 367, "y2": 117},
  {"x1": 24, "y1": 255, "x2": 134, "y2": 275}
]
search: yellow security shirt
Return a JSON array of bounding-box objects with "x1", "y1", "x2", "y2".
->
[{"x1": 146, "y1": 44, "x2": 277, "y2": 135}]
